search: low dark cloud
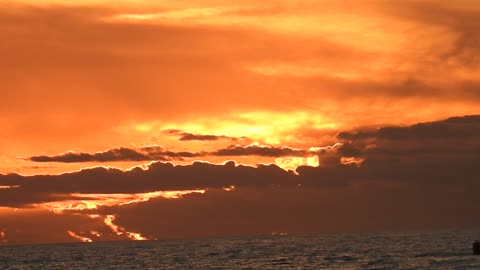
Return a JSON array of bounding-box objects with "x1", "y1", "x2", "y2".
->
[
  {"x1": 0, "y1": 160, "x2": 355, "y2": 207},
  {"x1": 339, "y1": 115, "x2": 480, "y2": 141},
  {"x1": 75, "y1": 186, "x2": 480, "y2": 241},
  {"x1": 66, "y1": 115, "x2": 479, "y2": 239},
  {"x1": 29, "y1": 147, "x2": 171, "y2": 163},
  {"x1": 334, "y1": 115, "x2": 480, "y2": 189},
  {"x1": 27, "y1": 146, "x2": 205, "y2": 163},
  {"x1": 27, "y1": 144, "x2": 318, "y2": 163}
]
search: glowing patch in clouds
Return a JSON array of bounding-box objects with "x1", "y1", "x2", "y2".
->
[
  {"x1": 41, "y1": 189, "x2": 205, "y2": 214},
  {"x1": 340, "y1": 156, "x2": 365, "y2": 166},
  {"x1": 0, "y1": 230, "x2": 6, "y2": 243},
  {"x1": 275, "y1": 156, "x2": 319, "y2": 171},
  {"x1": 104, "y1": 215, "x2": 148, "y2": 241},
  {"x1": 119, "y1": 190, "x2": 206, "y2": 205},
  {"x1": 223, "y1": 185, "x2": 235, "y2": 191},
  {"x1": 309, "y1": 143, "x2": 343, "y2": 152},
  {"x1": 48, "y1": 201, "x2": 100, "y2": 214},
  {"x1": 67, "y1": 231, "x2": 93, "y2": 243},
  {"x1": 104, "y1": 215, "x2": 123, "y2": 235},
  {"x1": 90, "y1": 231, "x2": 102, "y2": 237},
  {"x1": 0, "y1": 185, "x2": 20, "y2": 189}
]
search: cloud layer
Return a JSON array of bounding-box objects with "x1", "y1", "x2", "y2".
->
[{"x1": 27, "y1": 144, "x2": 317, "y2": 163}]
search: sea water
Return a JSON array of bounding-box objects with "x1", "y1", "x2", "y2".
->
[{"x1": 1, "y1": 230, "x2": 480, "y2": 269}]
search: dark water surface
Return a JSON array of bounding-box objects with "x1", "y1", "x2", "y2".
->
[{"x1": 1, "y1": 230, "x2": 480, "y2": 269}]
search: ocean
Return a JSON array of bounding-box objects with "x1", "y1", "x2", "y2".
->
[{"x1": 1, "y1": 230, "x2": 479, "y2": 269}]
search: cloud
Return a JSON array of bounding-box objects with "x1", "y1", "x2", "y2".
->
[
  {"x1": 338, "y1": 115, "x2": 480, "y2": 141},
  {"x1": 71, "y1": 185, "x2": 480, "y2": 241},
  {"x1": 0, "y1": 159, "x2": 357, "y2": 207},
  {"x1": 28, "y1": 147, "x2": 171, "y2": 163},
  {"x1": 26, "y1": 144, "x2": 319, "y2": 163},
  {"x1": 337, "y1": 115, "x2": 480, "y2": 162},
  {"x1": 334, "y1": 115, "x2": 480, "y2": 187},
  {"x1": 27, "y1": 146, "x2": 206, "y2": 163},
  {"x1": 210, "y1": 144, "x2": 310, "y2": 157},
  {"x1": 163, "y1": 129, "x2": 248, "y2": 141}
]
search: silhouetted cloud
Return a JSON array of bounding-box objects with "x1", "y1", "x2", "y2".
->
[
  {"x1": 29, "y1": 147, "x2": 171, "y2": 163},
  {"x1": 27, "y1": 144, "x2": 319, "y2": 163},
  {"x1": 0, "y1": 159, "x2": 357, "y2": 207},
  {"x1": 75, "y1": 185, "x2": 480, "y2": 241},
  {"x1": 338, "y1": 115, "x2": 480, "y2": 141},
  {"x1": 27, "y1": 146, "x2": 206, "y2": 163},
  {"x1": 334, "y1": 115, "x2": 480, "y2": 187},
  {"x1": 210, "y1": 145, "x2": 309, "y2": 157},
  {"x1": 163, "y1": 129, "x2": 248, "y2": 141}
]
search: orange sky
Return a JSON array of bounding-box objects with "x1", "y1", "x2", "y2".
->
[{"x1": 0, "y1": 0, "x2": 479, "y2": 245}]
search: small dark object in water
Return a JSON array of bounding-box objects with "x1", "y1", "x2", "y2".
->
[{"x1": 474, "y1": 241, "x2": 480, "y2": 255}]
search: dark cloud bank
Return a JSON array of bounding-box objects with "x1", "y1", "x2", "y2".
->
[
  {"x1": 2, "y1": 115, "x2": 480, "y2": 244},
  {"x1": 27, "y1": 144, "x2": 312, "y2": 163}
]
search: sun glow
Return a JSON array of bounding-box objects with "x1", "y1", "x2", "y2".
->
[
  {"x1": 158, "y1": 111, "x2": 339, "y2": 145},
  {"x1": 275, "y1": 156, "x2": 319, "y2": 171},
  {"x1": 134, "y1": 124, "x2": 153, "y2": 132},
  {"x1": 47, "y1": 201, "x2": 100, "y2": 214}
]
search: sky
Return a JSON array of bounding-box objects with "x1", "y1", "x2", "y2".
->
[{"x1": 0, "y1": 0, "x2": 479, "y2": 245}]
